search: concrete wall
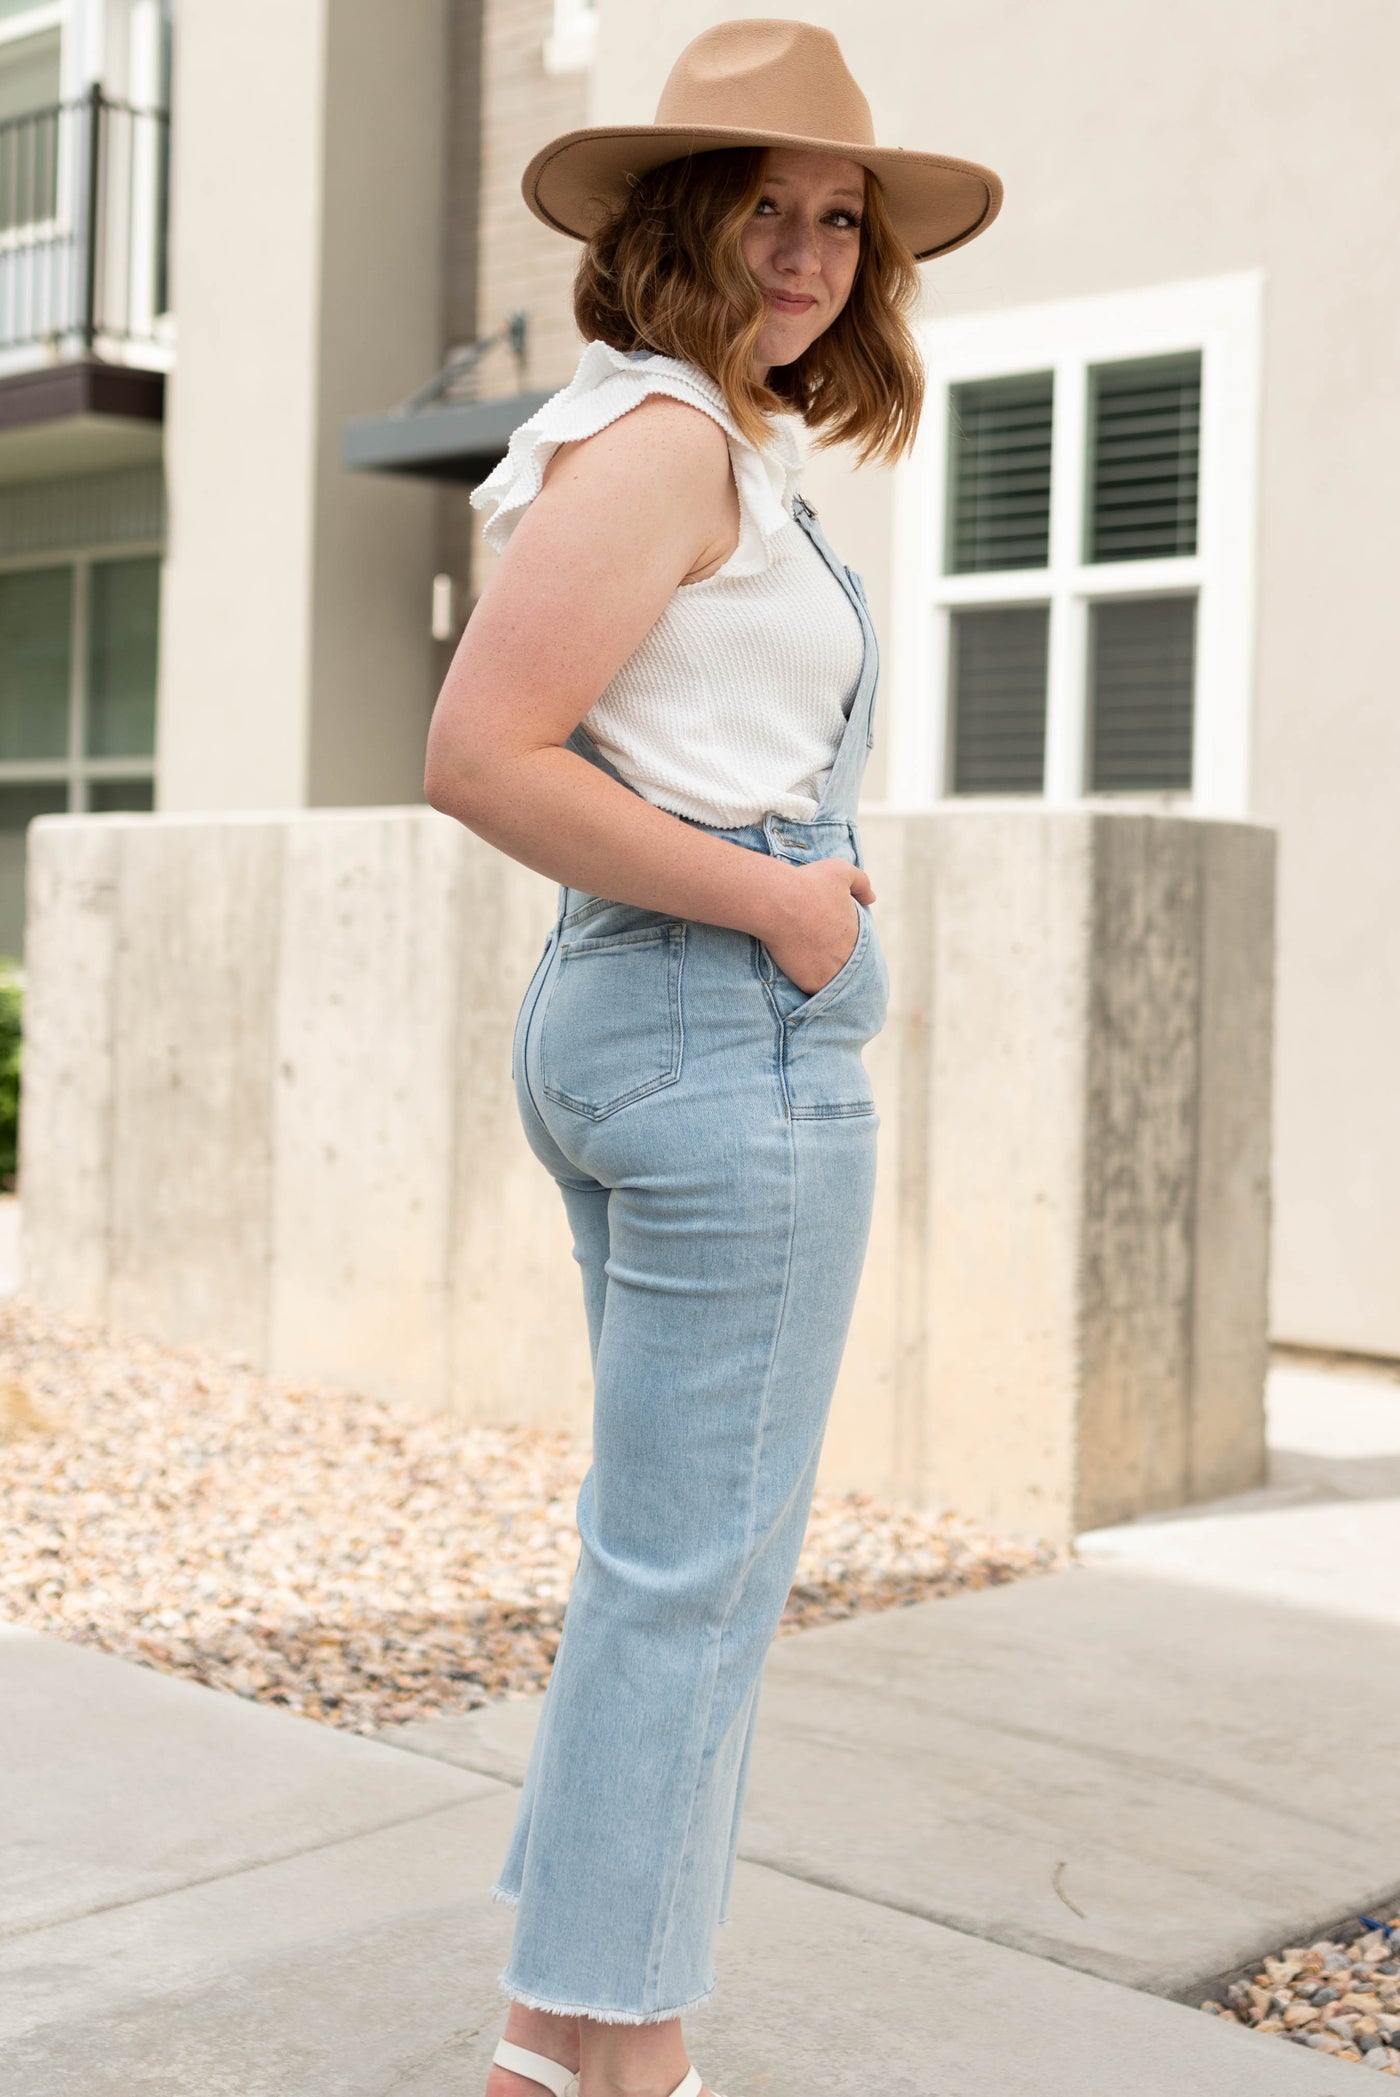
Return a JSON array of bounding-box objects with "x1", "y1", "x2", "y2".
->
[
  {"x1": 157, "y1": 0, "x2": 450, "y2": 812},
  {"x1": 583, "y1": 0, "x2": 1400, "y2": 1359},
  {"x1": 19, "y1": 808, "x2": 582, "y2": 1427},
  {"x1": 20, "y1": 805, "x2": 1274, "y2": 1545}
]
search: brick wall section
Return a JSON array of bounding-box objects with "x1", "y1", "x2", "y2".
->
[
  {"x1": 475, "y1": 0, "x2": 588, "y2": 402},
  {"x1": 434, "y1": 0, "x2": 589, "y2": 631},
  {"x1": 435, "y1": 0, "x2": 486, "y2": 642},
  {"x1": 441, "y1": 0, "x2": 485, "y2": 349}
]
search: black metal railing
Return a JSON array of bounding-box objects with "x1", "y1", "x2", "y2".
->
[{"x1": 0, "y1": 85, "x2": 171, "y2": 355}]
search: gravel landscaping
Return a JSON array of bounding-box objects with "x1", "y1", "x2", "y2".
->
[
  {"x1": 1200, "y1": 1911, "x2": 1400, "y2": 2072},
  {"x1": 0, "y1": 1296, "x2": 1070, "y2": 1736}
]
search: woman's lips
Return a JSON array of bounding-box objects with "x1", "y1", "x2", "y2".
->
[{"x1": 767, "y1": 291, "x2": 816, "y2": 313}]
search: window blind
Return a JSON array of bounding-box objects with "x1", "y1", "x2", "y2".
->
[
  {"x1": 1088, "y1": 595, "x2": 1195, "y2": 791},
  {"x1": 949, "y1": 605, "x2": 1049, "y2": 794},
  {"x1": 946, "y1": 373, "x2": 1054, "y2": 573},
  {"x1": 1087, "y1": 352, "x2": 1200, "y2": 564}
]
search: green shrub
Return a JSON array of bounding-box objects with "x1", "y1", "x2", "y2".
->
[{"x1": 0, "y1": 957, "x2": 22, "y2": 1190}]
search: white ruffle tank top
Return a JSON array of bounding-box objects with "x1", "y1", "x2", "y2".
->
[{"x1": 469, "y1": 340, "x2": 864, "y2": 828}]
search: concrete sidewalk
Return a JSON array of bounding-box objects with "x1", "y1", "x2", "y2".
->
[
  {"x1": 402, "y1": 1556, "x2": 1400, "y2": 2000},
  {"x1": 2, "y1": 1360, "x2": 1397, "y2": 2094}
]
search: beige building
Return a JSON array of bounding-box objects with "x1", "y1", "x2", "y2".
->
[
  {"x1": 0, "y1": 0, "x2": 171, "y2": 951},
  {"x1": 3, "y1": 0, "x2": 1396, "y2": 1361},
  {"x1": 0, "y1": 0, "x2": 586, "y2": 921},
  {"x1": 579, "y1": 1, "x2": 1400, "y2": 1363}
]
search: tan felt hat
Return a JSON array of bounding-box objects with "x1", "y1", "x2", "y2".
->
[{"x1": 521, "y1": 17, "x2": 1004, "y2": 264}]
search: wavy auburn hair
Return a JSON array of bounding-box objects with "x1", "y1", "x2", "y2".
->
[{"x1": 572, "y1": 146, "x2": 924, "y2": 467}]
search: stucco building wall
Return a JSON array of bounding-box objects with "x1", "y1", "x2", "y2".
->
[
  {"x1": 156, "y1": 0, "x2": 450, "y2": 815},
  {"x1": 584, "y1": 0, "x2": 1400, "y2": 1355}
]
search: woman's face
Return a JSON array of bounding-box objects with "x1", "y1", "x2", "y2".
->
[{"x1": 739, "y1": 147, "x2": 867, "y2": 375}]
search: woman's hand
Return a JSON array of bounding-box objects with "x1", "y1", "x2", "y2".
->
[{"x1": 759, "y1": 857, "x2": 875, "y2": 996}]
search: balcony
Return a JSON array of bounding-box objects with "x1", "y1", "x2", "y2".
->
[{"x1": 1, "y1": 84, "x2": 170, "y2": 364}]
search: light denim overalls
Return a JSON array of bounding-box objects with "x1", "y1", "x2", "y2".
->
[{"x1": 497, "y1": 491, "x2": 888, "y2": 2024}]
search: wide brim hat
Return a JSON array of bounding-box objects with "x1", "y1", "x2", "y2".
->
[{"x1": 521, "y1": 18, "x2": 1003, "y2": 264}]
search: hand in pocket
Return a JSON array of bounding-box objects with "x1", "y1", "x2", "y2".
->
[{"x1": 762, "y1": 857, "x2": 875, "y2": 995}]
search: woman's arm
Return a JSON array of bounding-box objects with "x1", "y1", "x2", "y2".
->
[{"x1": 424, "y1": 394, "x2": 873, "y2": 993}]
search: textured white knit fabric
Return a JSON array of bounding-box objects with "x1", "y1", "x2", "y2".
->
[{"x1": 469, "y1": 340, "x2": 864, "y2": 826}]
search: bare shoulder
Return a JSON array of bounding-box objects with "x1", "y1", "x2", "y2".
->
[
  {"x1": 487, "y1": 389, "x2": 737, "y2": 592},
  {"x1": 539, "y1": 391, "x2": 733, "y2": 507}
]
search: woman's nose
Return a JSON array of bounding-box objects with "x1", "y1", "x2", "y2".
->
[{"x1": 773, "y1": 221, "x2": 822, "y2": 274}]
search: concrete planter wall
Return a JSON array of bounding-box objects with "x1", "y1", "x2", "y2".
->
[
  {"x1": 20, "y1": 804, "x2": 1274, "y2": 1545},
  {"x1": 850, "y1": 807, "x2": 1275, "y2": 1543}
]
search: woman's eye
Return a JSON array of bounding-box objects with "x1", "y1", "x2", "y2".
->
[{"x1": 754, "y1": 197, "x2": 863, "y2": 230}]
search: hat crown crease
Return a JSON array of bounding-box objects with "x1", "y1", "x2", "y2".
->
[{"x1": 654, "y1": 19, "x2": 875, "y2": 147}]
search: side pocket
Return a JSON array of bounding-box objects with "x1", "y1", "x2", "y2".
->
[
  {"x1": 540, "y1": 923, "x2": 685, "y2": 1120},
  {"x1": 761, "y1": 900, "x2": 873, "y2": 1032},
  {"x1": 778, "y1": 910, "x2": 889, "y2": 1121}
]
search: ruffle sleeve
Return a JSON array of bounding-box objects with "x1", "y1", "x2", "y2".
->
[{"x1": 468, "y1": 339, "x2": 806, "y2": 579}]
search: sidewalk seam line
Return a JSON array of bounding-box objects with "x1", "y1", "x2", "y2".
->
[{"x1": 0, "y1": 1788, "x2": 506, "y2": 1946}]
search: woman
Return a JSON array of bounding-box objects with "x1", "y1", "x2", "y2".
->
[{"x1": 424, "y1": 21, "x2": 1002, "y2": 2097}]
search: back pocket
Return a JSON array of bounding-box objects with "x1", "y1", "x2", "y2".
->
[{"x1": 540, "y1": 922, "x2": 686, "y2": 1119}]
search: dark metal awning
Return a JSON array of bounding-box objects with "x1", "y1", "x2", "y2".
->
[
  {"x1": 340, "y1": 389, "x2": 553, "y2": 485},
  {"x1": 341, "y1": 313, "x2": 552, "y2": 487}
]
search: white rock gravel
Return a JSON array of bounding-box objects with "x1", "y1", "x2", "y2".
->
[
  {"x1": 1200, "y1": 1914, "x2": 1400, "y2": 2073},
  {"x1": 0, "y1": 1298, "x2": 1070, "y2": 1736}
]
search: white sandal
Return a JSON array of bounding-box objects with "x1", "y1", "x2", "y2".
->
[{"x1": 491, "y1": 2039, "x2": 716, "y2": 2097}]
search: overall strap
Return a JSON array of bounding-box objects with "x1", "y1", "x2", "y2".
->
[
  {"x1": 790, "y1": 494, "x2": 880, "y2": 822},
  {"x1": 564, "y1": 720, "x2": 642, "y2": 792}
]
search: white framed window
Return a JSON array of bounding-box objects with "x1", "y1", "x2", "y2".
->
[
  {"x1": 543, "y1": 0, "x2": 596, "y2": 76},
  {"x1": 888, "y1": 271, "x2": 1263, "y2": 816},
  {"x1": 0, "y1": 540, "x2": 160, "y2": 796},
  {"x1": 0, "y1": 536, "x2": 161, "y2": 954}
]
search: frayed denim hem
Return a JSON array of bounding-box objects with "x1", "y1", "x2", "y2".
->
[
  {"x1": 497, "y1": 1971, "x2": 716, "y2": 2025},
  {"x1": 490, "y1": 1882, "x2": 520, "y2": 1909}
]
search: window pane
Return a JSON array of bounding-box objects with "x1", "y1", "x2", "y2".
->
[
  {"x1": 0, "y1": 778, "x2": 69, "y2": 961},
  {"x1": 0, "y1": 29, "x2": 61, "y2": 233},
  {"x1": 0, "y1": 25, "x2": 59, "y2": 119},
  {"x1": 946, "y1": 373, "x2": 1053, "y2": 574},
  {"x1": 86, "y1": 557, "x2": 160, "y2": 758},
  {"x1": 1087, "y1": 352, "x2": 1201, "y2": 564},
  {"x1": 1088, "y1": 596, "x2": 1196, "y2": 792},
  {"x1": 0, "y1": 565, "x2": 71, "y2": 759},
  {"x1": 87, "y1": 776, "x2": 154, "y2": 812},
  {"x1": 949, "y1": 606, "x2": 1049, "y2": 794}
]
